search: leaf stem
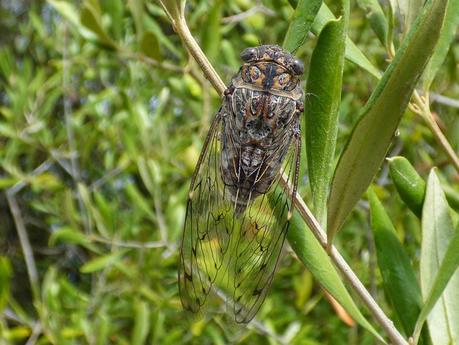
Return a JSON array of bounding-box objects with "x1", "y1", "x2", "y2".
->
[
  {"x1": 411, "y1": 90, "x2": 459, "y2": 172},
  {"x1": 160, "y1": 6, "x2": 408, "y2": 345}
]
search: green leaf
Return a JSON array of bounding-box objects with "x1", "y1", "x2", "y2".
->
[
  {"x1": 368, "y1": 188, "x2": 423, "y2": 336},
  {"x1": 388, "y1": 156, "x2": 426, "y2": 217},
  {"x1": 443, "y1": 184, "x2": 459, "y2": 212},
  {"x1": 312, "y1": 4, "x2": 382, "y2": 78},
  {"x1": 48, "y1": 227, "x2": 100, "y2": 253},
  {"x1": 80, "y1": 2, "x2": 116, "y2": 48},
  {"x1": 140, "y1": 31, "x2": 162, "y2": 61},
  {"x1": 273, "y1": 191, "x2": 384, "y2": 342},
  {"x1": 305, "y1": 6, "x2": 347, "y2": 226},
  {"x1": 283, "y1": 0, "x2": 323, "y2": 53},
  {"x1": 131, "y1": 299, "x2": 150, "y2": 345},
  {"x1": 327, "y1": 0, "x2": 449, "y2": 237},
  {"x1": 80, "y1": 250, "x2": 127, "y2": 273},
  {"x1": 47, "y1": 0, "x2": 81, "y2": 29},
  {"x1": 101, "y1": 0, "x2": 124, "y2": 39},
  {"x1": 417, "y1": 169, "x2": 459, "y2": 345},
  {"x1": 0, "y1": 257, "x2": 12, "y2": 311},
  {"x1": 47, "y1": 0, "x2": 95, "y2": 40},
  {"x1": 78, "y1": 183, "x2": 110, "y2": 236},
  {"x1": 422, "y1": 0, "x2": 459, "y2": 90},
  {"x1": 414, "y1": 219, "x2": 459, "y2": 343},
  {"x1": 128, "y1": 0, "x2": 145, "y2": 39},
  {"x1": 356, "y1": 0, "x2": 388, "y2": 46},
  {"x1": 201, "y1": 0, "x2": 222, "y2": 62},
  {"x1": 95, "y1": 313, "x2": 111, "y2": 345}
]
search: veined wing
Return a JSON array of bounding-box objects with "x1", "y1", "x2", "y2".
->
[
  {"x1": 179, "y1": 98, "x2": 301, "y2": 323},
  {"x1": 229, "y1": 132, "x2": 301, "y2": 323},
  {"x1": 178, "y1": 109, "x2": 234, "y2": 312}
]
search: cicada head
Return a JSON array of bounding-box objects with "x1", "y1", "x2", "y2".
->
[{"x1": 240, "y1": 45, "x2": 304, "y2": 91}]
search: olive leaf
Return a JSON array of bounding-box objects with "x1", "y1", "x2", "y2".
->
[
  {"x1": 327, "y1": 0, "x2": 449, "y2": 240},
  {"x1": 305, "y1": 6, "x2": 347, "y2": 226}
]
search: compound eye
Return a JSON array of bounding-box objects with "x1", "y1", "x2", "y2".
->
[
  {"x1": 249, "y1": 65, "x2": 261, "y2": 81},
  {"x1": 292, "y1": 59, "x2": 304, "y2": 75},
  {"x1": 241, "y1": 47, "x2": 257, "y2": 62},
  {"x1": 278, "y1": 73, "x2": 291, "y2": 86}
]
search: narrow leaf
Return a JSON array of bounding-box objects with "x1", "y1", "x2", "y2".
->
[
  {"x1": 312, "y1": 4, "x2": 382, "y2": 78},
  {"x1": 140, "y1": 31, "x2": 162, "y2": 61},
  {"x1": 275, "y1": 191, "x2": 384, "y2": 342},
  {"x1": 128, "y1": 0, "x2": 144, "y2": 38},
  {"x1": 418, "y1": 169, "x2": 459, "y2": 345},
  {"x1": 283, "y1": 0, "x2": 323, "y2": 53},
  {"x1": 47, "y1": 0, "x2": 95, "y2": 40},
  {"x1": 80, "y1": 3, "x2": 116, "y2": 48},
  {"x1": 201, "y1": 0, "x2": 222, "y2": 62},
  {"x1": 414, "y1": 220, "x2": 459, "y2": 343},
  {"x1": 0, "y1": 257, "x2": 12, "y2": 311},
  {"x1": 368, "y1": 188, "x2": 423, "y2": 336},
  {"x1": 422, "y1": 0, "x2": 459, "y2": 90},
  {"x1": 131, "y1": 299, "x2": 150, "y2": 345},
  {"x1": 388, "y1": 156, "x2": 426, "y2": 217},
  {"x1": 101, "y1": 0, "x2": 123, "y2": 39},
  {"x1": 327, "y1": 0, "x2": 449, "y2": 237},
  {"x1": 80, "y1": 250, "x2": 127, "y2": 273},
  {"x1": 47, "y1": 0, "x2": 81, "y2": 28},
  {"x1": 356, "y1": 0, "x2": 388, "y2": 46},
  {"x1": 306, "y1": 9, "x2": 347, "y2": 226}
]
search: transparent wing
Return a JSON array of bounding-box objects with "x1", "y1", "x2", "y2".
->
[
  {"x1": 179, "y1": 109, "x2": 234, "y2": 312},
  {"x1": 229, "y1": 133, "x2": 300, "y2": 323},
  {"x1": 179, "y1": 99, "x2": 301, "y2": 323}
]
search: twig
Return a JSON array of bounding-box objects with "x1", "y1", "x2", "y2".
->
[
  {"x1": 222, "y1": 5, "x2": 276, "y2": 24},
  {"x1": 159, "y1": 6, "x2": 408, "y2": 345},
  {"x1": 63, "y1": 24, "x2": 91, "y2": 233},
  {"x1": 410, "y1": 91, "x2": 459, "y2": 172},
  {"x1": 89, "y1": 235, "x2": 167, "y2": 249},
  {"x1": 173, "y1": 16, "x2": 226, "y2": 94},
  {"x1": 430, "y1": 93, "x2": 459, "y2": 109},
  {"x1": 6, "y1": 160, "x2": 54, "y2": 301},
  {"x1": 3, "y1": 308, "x2": 29, "y2": 325},
  {"x1": 25, "y1": 322, "x2": 42, "y2": 345},
  {"x1": 123, "y1": 50, "x2": 188, "y2": 74},
  {"x1": 7, "y1": 192, "x2": 40, "y2": 300}
]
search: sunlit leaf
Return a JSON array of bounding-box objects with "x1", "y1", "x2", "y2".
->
[
  {"x1": 327, "y1": 0, "x2": 449, "y2": 237},
  {"x1": 283, "y1": 0, "x2": 323, "y2": 53},
  {"x1": 80, "y1": 250, "x2": 128, "y2": 273},
  {"x1": 418, "y1": 169, "x2": 459, "y2": 345},
  {"x1": 140, "y1": 31, "x2": 162, "y2": 61},
  {"x1": 422, "y1": 0, "x2": 459, "y2": 90},
  {"x1": 305, "y1": 6, "x2": 347, "y2": 226},
  {"x1": 368, "y1": 188, "x2": 424, "y2": 337}
]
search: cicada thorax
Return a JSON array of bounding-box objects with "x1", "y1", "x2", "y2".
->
[{"x1": 221, "y1": 76, "x2": 301, "y2": 215}]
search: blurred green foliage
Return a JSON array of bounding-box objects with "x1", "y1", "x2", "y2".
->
[{"x1": 0, "y1": 0, "x2": 458, "y2": 344}]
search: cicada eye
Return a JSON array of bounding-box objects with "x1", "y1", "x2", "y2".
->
[
  {"x1": 241, "y1": 47, "x2": 257, "y2": 62},
  {"x1": 292, "y1": 59, "x2": 304, "y2": 75}
]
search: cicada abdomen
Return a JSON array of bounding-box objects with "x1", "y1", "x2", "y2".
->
[{"x1": 179, "y1": 45, "x2": 304, "y2": 323}]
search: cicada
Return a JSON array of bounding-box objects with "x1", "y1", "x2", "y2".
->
[{"x1": 179, "y1": 45, "x2": 304, "y2": 323}]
